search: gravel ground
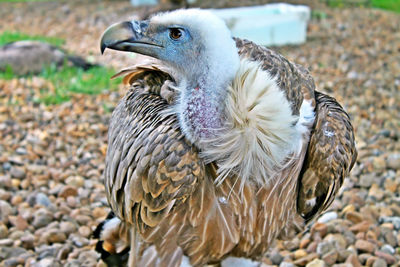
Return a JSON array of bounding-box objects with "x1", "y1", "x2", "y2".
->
[{"x1": 0, "y1": 1, "x2": 399, "y2": 267}]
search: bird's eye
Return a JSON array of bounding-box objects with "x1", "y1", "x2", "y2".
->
[{"x1": 169, "y1": 28, "x2": 183, "y2": 40}]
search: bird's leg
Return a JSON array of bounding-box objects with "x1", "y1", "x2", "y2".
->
[{"x1": 128, "y1": 228, "x2": 137, "y2": 267}]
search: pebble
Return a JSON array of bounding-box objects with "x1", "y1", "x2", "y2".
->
[
  {"x1": 307, "y1": 241, "x2": 318, "y2": 253},
  {"x1": 11, "y1": 179, "x2": 20, "y2": 188},
  {"x1": 359, "y1": 173, "x2": 375, "y2": 188},
  {"x1": 42, "y1": 229, "x2": 67, "y2": 244},
  {"x1": 32, "y1": 209, "x2": 53, "y2": 229},
  {"x1": 70, "y1": 234, "x2": 89, "y2": 248},
  {"x1": 317, "y1": 241, "x2": 335, "y2": 255},
  {"x1": 21, "y1": 233, "x2": 35, "y2": 249},
  {"x1": 36, "y1": 192, "x2": 51, "y2": 207},
  {"x1": 75, "y1": 214, "x2": 92, "y2": 225},
  {"x1": 312, "y1": 223, "x2": 328, "y2": 237},
  {"x1": 382, "y1": 230, "x2": 397, "y2": 247},
  {"x1": 345, "y1": 254, "x2": 361, "y2": 267},
  {"x1": 0, "y1": 176, "x2": 12, "y2": 188},
  {"x1": 357, "y1": 254, "x2": 371, "y2": 264},
  {"x1": 0, "y1": 223, "x2": 8, "y2": 239},
  {"x1": 355, "y1": 240, "x2": 375, "y2": 253},
  {"x1": 368, "y1": 184, "x2": 384, "y2": 201},
  {"x1": 2, "y1": 257, "x2": 25, "y2": 267},
  {"x1": 60, "y1": 221, "x2": 77, "y2": 234},
  {"x1": 58, "y1": 185, "x2": 78, "y2": 198},
  {"x1": 322, "y1": 250, "x2": 338, "y2": 265},
  {"x1": 10, "y1": 195, "x2": 23, "y2": 205},
  {"x1": 0, "y1": 239, "x2": 13, "y2": 246},
  {"x1": 345, "y1": 211, "x2": 363, "y2": 224},
  {"x1": 0, "y1": 190, "x2": 10, "y2": 202},
  {"x1": 380, "y1": 244, "x2": 395, "y2": 255},
  {"x1": 2, "y1": 162, "x2": 12, "y2": 172},
  {"x1": 294, "y1": 249, "x2": 307, "y2": 260},
  {"x1": 33, "y1": 257, "x2": 61, "y2": 267},
  {"x1": 337, "y1": 249, "x2": 353, "y2": 262},
  {"x1": 306, "y1": 259, "x2": 325, "y2": 267},
  {"x1": 269, "y1": 251, "x2": 283, "y2": 265},
  {"x1": 349, "y1": 221, "x2": 370, "y2": 233},
  {"x1": 374, "y1": 251, "x2": 396, "y2": 265},
  {"x1": 0, "y1": 247, "x2": 27, "y2": 260},
  {"x1": 0, "y1": 200, "x2": 12, "y2": 224},
  {"x1": 386, "y1": 153, "x2": 400, "y2": 170},
  {"x1": 366, "y1": 256, "x2": 378, "y2": 266},
  {"x1": 15, "y1": 147, "x2": 27, "y2": 155},
  {"x1": 65, "y1": 175, "x2": 85, "y2": 188},
  {"x1": 56, "y1": 245, "x2": 72, "y2": 260},
  {"x1": 64, "y1": 259, "x2": 82, "y2": 267},
  {"x1": 78, "y1": 225, "x2": 91, "y2": 238},
  {"x1": 92, "y1": 207, "x2": 108, "y2": 218},
  {"x1": 324, "y1": 234, "x2": 347, "y2": 250},
  {"x1": 317, "y1": 212, "x2": 338, "y2": 224},
  {"x1": 8, "y1": 215, "x2": 28, "y2": 230},
  {"x1": 300, "y1": 238, "x2": 311, "y2": 249},
  {"x1": 10, "y1": 167, "x2": 26, "y2": 179},
  {"x1": 372, "y1": 258, "x2": 387, "y2": 267},
  {"x1": 293, "y1": 253, "x2": 318, "y2": 266},
  {"x1": 77, "y1": 250, "x2": 99, "y2": 266},
  {"x1": 379, "y1": 216, "x2": 400, "y2": 230}
]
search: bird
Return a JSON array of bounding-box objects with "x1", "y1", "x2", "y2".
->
[{"x1": 95, "y1": 8, "x2": 357, "y2": 267}]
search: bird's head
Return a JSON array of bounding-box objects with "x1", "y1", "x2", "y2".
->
[{"x1": 100, "y1": 9, "x2": 239, "y2": 87}]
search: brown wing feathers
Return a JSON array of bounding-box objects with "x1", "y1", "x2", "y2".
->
[
  {"x1": 297, "y1": 91, "x2": 357, "y2": 222},
  {"x1": 105, "y1": 86, "x2": 203, "y2": 231}
]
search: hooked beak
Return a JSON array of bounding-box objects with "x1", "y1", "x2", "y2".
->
[{"x1": 100, "y1": 20, "x2": 163, "y2": 58}]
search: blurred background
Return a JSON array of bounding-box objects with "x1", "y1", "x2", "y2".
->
[{"x1": 0, "y1": 0, "x2": 399, "y2": 266}]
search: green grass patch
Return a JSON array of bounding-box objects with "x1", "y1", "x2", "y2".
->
[
  {"x1": 0, "y1": 63, "x2": 122, "y2": 105},
  {"x1": 372, "y1": 0, "x2": 400, "y2": 12},
  {"x1": 0, "y1": 0, "x2": 51, "y2": 2},
  {"x1": 0, "y1": 31, "x2": 121, "y2": 105},
  {"x1": 311, "y1": 9, "x2": 328, "y2": 20},
  {"x1": 324, "y1": 0, "x2": 371, "y2": 8},
  {"x1": 0, "y1": 31, "x2": 65, "y2": 47},
  {"x1": 40, "y1": 64, "x2": 122, "y2": 105},
  {"x1": 324, "y1": 0, "x2": 400, "y2": 12}
]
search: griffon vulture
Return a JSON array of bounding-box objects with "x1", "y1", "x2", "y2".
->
[{"x1": 94, "y1": 9, "x2": 357, "y2": 267}]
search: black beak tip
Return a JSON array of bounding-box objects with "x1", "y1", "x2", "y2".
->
[{"x1": 100, "y1": 43, "x2": 107, "y2": 55}]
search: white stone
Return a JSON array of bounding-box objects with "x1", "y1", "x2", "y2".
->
[
  {"x1": 317, "y1": 211, "x2": 338, "y2": 223},
  {"x1": 221, "y1": 257, "x2": 260, "y2": 267},
  {"x1": 211, "y1": 3, "x2": 310, "y2": 46}
]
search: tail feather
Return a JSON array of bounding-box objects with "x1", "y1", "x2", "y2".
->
[{"x1": 94, "y1": 212, "x2": 130, "y2": 267}]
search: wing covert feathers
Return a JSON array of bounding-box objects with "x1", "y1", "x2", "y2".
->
[{"x1": 297, "y1": 91, "x2": 357, "y2": 222}]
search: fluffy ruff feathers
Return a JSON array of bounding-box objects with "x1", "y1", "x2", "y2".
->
[{"x1": 201, "y1": 59, "x2": 300, "y2": 189}]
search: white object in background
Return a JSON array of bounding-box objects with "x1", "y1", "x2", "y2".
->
[
  {"x1": 130, "y1": 0, "x2": 196, "y2": 6},
  {"x1": 211, "y1": 3, "x2": 311, "y2": 46},
  {"x1": 130, "y1": 0, "x2": 158, "y2": 6}
]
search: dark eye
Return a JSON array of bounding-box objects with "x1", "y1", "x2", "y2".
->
[{"x1": 169, "y1": 28, "x2": 183, "y2": 40}]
